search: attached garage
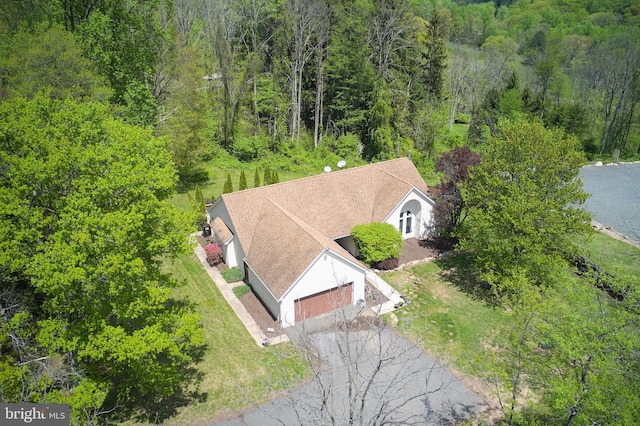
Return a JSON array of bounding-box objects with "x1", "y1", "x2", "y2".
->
[{"x1": 294, "y1": 283, "x2": 353, "y2": 322}]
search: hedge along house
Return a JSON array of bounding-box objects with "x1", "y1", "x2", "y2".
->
[{"x1": 206, "y1": 157, "x2": 435, "y2": 327}]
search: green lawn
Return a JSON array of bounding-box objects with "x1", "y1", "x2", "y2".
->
[
  {"x1": 156, "y1": 253, "x2": 307, "y2": 425},
  {"x1": 379, "y1": 231, "x2": 640, "y2": 421},
  {"x1": 381, "y1": 254, "x2": 507, "y2": 377},
  {"x1": 171, "y1": 155, "x2": 322, "y2": 210},
  {"x1": 583, "y1": 231, "x2": 640, "y2": 278},
  {"x1": 451, "y1": 123, "x2": 469, "y2": 140}
]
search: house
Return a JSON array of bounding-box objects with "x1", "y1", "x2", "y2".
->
[{"x1": 206, "y1": 157, "x2": 435, "y2": 327}]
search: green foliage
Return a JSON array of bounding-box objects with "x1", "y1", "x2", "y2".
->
[
  {"x1": 461, "y1": 118, "x2": 591, "y2": 297},
  {"x1": 351, "y1": 222, "x2": 402, "y2": 265},
  {"x1": 271, "y1": 170, "x2": 279, "y2": 183},
  {"x1": 254, "y1": 167, "x2": 261, "y2": 187},
  {"x1": 232, "y1": 135, "x2": 270, "y2": 162},
  {"x1": 223, "y1": 173, "x2": 234, "y2": 194},
  {"x1": 157, "y1": 37, "x2": 217, "y2": 180},
  {"x1": 238, "y1": 170, "x2": 248, "y2": 191},
  {"x1": 263, "y1": 165, "x2": 271, "y2": 185},
  {"x1": 221, "y1": 267, "x2": 244, "y2": 283},
  {"x1": 0, "y1": 25, "x2": 111, "y2": 101},
  {"x1": 232, "y1": 284, "x2": 251, "y2": 298},
  {"x1": 320, "y1": 133, "x2": 363, "y2": 161},
  {"x1": 0, "y1": 94, "x2": 203, "y2": 417},
  {"x1": 78, "y1": 1, "x2": 167, "y2": 125},
  {"x1": 195, "y1": 184, "x2": 205, "y2": 213}
]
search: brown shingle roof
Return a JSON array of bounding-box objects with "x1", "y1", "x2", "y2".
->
[
  {"x1": 215, "y1": 157, "x2": 429, "y2": 299},
  {"x1": 211, "y1": 216, "x2": 233, "y2": 244}
]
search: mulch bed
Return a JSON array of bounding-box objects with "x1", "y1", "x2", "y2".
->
[{"x1": 396, "y1": 238, "x2": 440, "y2": 266}]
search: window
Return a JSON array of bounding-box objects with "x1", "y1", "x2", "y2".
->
[
  {"x1": 399, "y1": 211, "x2": 404, "y2": 233},
  {"x1": 405, "y1": 210, "x2": 412, "y2": 234}
]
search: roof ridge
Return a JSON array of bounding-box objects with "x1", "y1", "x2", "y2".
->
[
  {"x1": 264, "y1": 198, "x2": 329, "y2": 249},
  {"x1": 221, "y1": 157, "x2": 410, "y2": 198},
  {"x1": 372, "y1": 160, "x2": 415, "y2": 187}
]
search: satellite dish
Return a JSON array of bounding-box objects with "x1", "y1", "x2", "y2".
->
[
  {"x1": 337, "y1": 160, "x2": 346, "y2": 169},
  {"x1": 323, "y1": 166, "x2": 332, "y2": 173}
]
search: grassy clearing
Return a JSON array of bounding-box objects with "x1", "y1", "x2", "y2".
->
[
  {"x1": 451, "y1": 123, "x2": 469, "y2": 140},
  {"x1": 171, "y1": 156, "x2": 312, "y2": 212},
  {"x1": 583, "y1": 231, "x2": 640, "y2": 278},
  {"x1": 156, "y1": 253, "x2": 307, "y2": 425},
  {"x1": 381, "y1": 254, "x2": 507, "y2": 377}
]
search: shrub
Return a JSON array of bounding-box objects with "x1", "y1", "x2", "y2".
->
[
  {"x1": 352, "y1": 222, "x2": 402, "y2": 265},
  {"x1": 454, "y1": 113, "x2": 470, "y2": 125},
  {"x1": 232, "y1": 284, "x2": 251, "y2": 298},
  {"x1": 254, "y1": 167, "x2": 261, "y2": 187},
  {"x1": 263, "y1": 165, "x2": 271, "y2": 185},
  {"x1": 221, "y1": 267, "x2": 243, "y2": 283},
  {"x1": 205, "y1": 243, "x2": 223, "y2": 266},
  {"x1": 232, "y1": 135, "x2": 270, "y2": 161},
  {"x1": 374, "y1": 257, "x2": 399, "y2": 270}
]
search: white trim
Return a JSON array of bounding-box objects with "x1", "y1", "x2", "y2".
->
[
  {"x1": 280, "y1": 248, "x2": 328, "y2": 301},
  {"x1": 280, "y1": 247, "x2": 368, "y2": 301},
  {"x1": 381, "y1": 186, "x2": 435, "y2": 224}
]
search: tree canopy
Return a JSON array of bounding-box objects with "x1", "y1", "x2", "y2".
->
[
  {"x1": 0, "y1": 94, "x2": 203, "y2": 419},
  {"x1": 460, "y1": 118, "x2": 592, "y2": 297}
]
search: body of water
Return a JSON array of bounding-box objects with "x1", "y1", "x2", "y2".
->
[{"x1": 580, "y1": 162, "x2": 640, "y2": 242}]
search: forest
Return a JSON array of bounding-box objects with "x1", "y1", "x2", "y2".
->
[
  {"x1": 2, "y1": 0, "x2": 639, "y2": 183},
  {"x1": 1, "y1": 0, "x2": 640, "y2": 424}
]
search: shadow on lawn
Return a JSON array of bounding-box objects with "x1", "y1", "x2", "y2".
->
[
  {"x1": 108, "y1": 343, "x2": 209, "y2": 424},
  {"x1": 105, "y1": 299, "x2": 209, "y2": 423},
  {"x1": 434, "y1": 252, "x2": 500, "y2": 307}
]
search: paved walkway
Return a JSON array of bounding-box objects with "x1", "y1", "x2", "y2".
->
[
  {"x1": 191, "y1": 237, "x2": 289, "y2": 347},
  {"x1": 365, "y1": 272, "x2": 404, "y2": 315}
]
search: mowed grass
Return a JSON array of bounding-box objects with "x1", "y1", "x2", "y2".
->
[
  {"x1": 583, "y1": 231, "x2": 640, "y2": 278},
  {"x1": 380, "y1": 254, "x2": 507, "y2": 377},
  {"x1": 159, "y1": 253, "x2": 307, "y2": 425},
  {"x1": 381, "y1": 232, "x2": 639, "y2": 381},
  {"x1": 172, "y1": 163, "x2": 311, "y2": 212}
]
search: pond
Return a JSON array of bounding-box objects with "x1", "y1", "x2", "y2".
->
[{"x1": 580, "y1": 162, "x2": 640, "y2": 242}]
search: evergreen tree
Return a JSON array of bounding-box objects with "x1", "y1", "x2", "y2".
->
[
  {"x1": 254, "y1": 167, "x2": 261, "y2": 187},
  {"x1": 263, "y1": 165, "x2": 271, "y2": 185},
  {"x1": 239, "y1": 170, "x2": 248, "y2": 190},
  {"x1": 419, "y1": 7, "x2": 449, "y2": 103},
  {"x1": 272, "y1": 170, "x2": 280, "y2": 183},
  {"x1": 223, "y1": 173, "x2": 234, "y2": 193},
  {"x1": 195, "y1": 184, "x2": 205, "y2": 213}
]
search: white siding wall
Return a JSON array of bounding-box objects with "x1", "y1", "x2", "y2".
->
[
  {"x1": 280, "y1": 250, "x2": 366, "y2": 328},
  {"x1": 207, "y1": 200, "x2": 246, "y2": 273},
  {"x1": 385, "y1": 189, "x2": 435, "y2": 239},
  {"x1": 224, "y1": 239, "x2": 238, "y2": 268},
  {"x1": 245, "y1": 263, "x2": 280, "y2": 320}
]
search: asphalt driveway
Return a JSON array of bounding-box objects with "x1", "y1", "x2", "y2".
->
[{"x1": 213, "y1": 310, "x2": 487, "y2": 425}]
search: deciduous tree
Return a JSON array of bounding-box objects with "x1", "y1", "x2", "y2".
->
[
  {"x1": 461, "y1": 118, "x2": 591, "y2": 296},
  {"x1": 433, "y1": 146, "x2": 481, "y2": 239},
  {"x1": 0, "y1": 94, "x2": 203, "y2": 421}
]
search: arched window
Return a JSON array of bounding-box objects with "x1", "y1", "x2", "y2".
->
[
  {"x1": 399, "y1": 211, "x2": 404, "y2": 234},
  {"x1": 405, "y1": 210, "x2": 413, "y2": 234}
]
